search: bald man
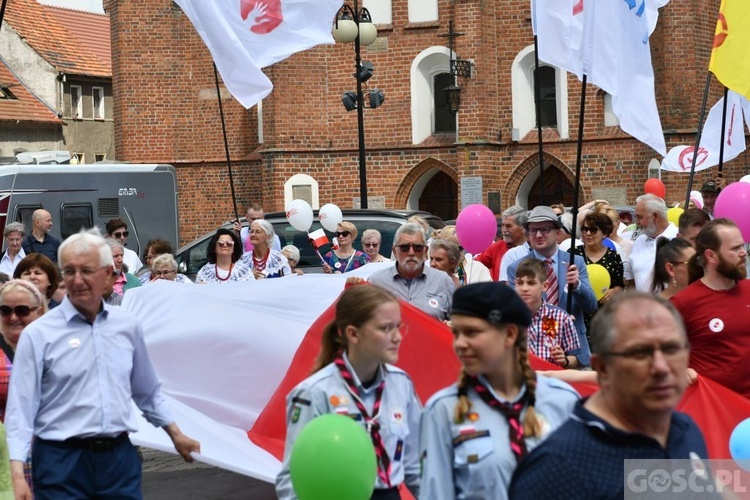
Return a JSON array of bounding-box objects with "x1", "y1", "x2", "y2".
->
[{"x1": 21, "y1": 209, "x2": 61, "y2": 263}]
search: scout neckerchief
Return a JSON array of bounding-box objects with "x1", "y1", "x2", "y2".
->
[
  {"x1": 334, "y1": 353, "x2": 391, "y2": 487},
  {"x1": 467, "y1": 374, "x2": 529, "y2": 462}
]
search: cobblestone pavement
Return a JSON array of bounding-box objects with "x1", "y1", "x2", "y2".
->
[{"x1": 141, "y1": 448, "x2": 277, "y2": 499}]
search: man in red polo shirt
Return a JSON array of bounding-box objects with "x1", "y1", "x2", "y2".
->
[{"x1": 476, "y1": 206, "x2": 527, "y2": 281}]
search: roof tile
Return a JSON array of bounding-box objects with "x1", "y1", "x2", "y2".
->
[{"x1": 0, "y1": 58, "x2": 62, "y2": 124}]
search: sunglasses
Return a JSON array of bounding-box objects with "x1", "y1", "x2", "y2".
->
[
  {"x1": 363, "y1": 242, "x2": 380, "y2": 248},
  {"x1": 396, "y1": 243, "x2": 426, "y2": 253},
  {"x1": 217, "y1": 240, "x2": 235, "y2": 248},
  {"x1": 580, "y1": 226, "x2": 600, "y2": 234},
  {"x1": 113, "y1": 231, "x2": 129, "y2": 238},
  {"x1": 334, "y1": 231, "x2": 351, "y2": 238},
  {"x1": 0, "y1": 305, "x2": 39, "y2": 318}
]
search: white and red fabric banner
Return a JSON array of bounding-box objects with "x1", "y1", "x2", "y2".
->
[
  {"x1": 661, "y1": 91, "x2": 748, "y2": 173},
  {"x1": 125, "y1": 262, "x2": 750, "y2": 484},
  {"x1": 175, "y1": 0, "x2": 342, "y2": 108},
  {"x1": 532, "y1": 0, "x2": 669, "y2": 156}
]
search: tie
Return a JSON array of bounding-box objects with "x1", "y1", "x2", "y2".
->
[
  {"x1": 544, "y1": 258, "x2": 559, "y2": 306},
  {"x1": 468, "y1": 375, "x2": 529, "y2": 462},
  {"x1": 334, "y1": 354, "x2": 391, "y2": 487}
]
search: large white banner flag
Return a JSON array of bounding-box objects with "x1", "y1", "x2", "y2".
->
[
  {"x1": 175, "y1": 0, "x2": 342, "y2": 108},
  {"x1": 661, "y1": 91, "x2": 747, "y2": 173},
  {"x1": 581, "y1": 0, "x2": 667, "y2": 156},
  {"x1": 532, "y1": 0, "x2": 669, "y2": 156}
]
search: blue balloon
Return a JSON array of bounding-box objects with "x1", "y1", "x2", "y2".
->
[
  {"x1": 603, "y1": 238, "x2": 616, "y2": 251},
  {"x1": 730, "y1": 418, "x2": 750, "y2": 471}
]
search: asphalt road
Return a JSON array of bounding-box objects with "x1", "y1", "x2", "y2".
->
[{"x1": 141, "y1": 448, "x2": 277, "y2": 499}]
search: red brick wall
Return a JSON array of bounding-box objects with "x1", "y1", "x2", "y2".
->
[{"x1": 108, "y1": 0, "x2": 743, "y2": 244}]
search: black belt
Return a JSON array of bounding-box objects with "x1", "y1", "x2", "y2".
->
[{"x1": 61, "y1": 432, "x2": 129, "y2": 452}]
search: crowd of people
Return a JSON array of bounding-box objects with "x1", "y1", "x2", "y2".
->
[{"x1": 0, "y1": 176, "x2": 745, "y2": 498}]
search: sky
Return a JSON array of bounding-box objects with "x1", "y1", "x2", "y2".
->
[{"x1": 38, "y1": 0, "x2": 104, "y2": 14}]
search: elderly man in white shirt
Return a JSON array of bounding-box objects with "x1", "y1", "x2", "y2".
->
[{"x1": 624, "y1": 194, "x2": 678, "y2": 292}]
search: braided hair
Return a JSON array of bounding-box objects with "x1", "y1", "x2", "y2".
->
[{"x1": 453, "y1": 323, "x2": 542, "y2": 438}]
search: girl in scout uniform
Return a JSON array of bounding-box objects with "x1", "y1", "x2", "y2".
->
[
  {"x1": 275, "y1": 284, "x2": 421, "y2": 500},
  {"x1": 419, "y1": 282, "x2": 579, "y2": 500}
]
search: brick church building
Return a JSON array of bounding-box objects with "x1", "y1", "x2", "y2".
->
[{"x1": 105, "y1": 0, "x2": 742, "y2": 243}]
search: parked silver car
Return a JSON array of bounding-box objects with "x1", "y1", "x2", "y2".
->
[{"x1": 175, "y1": 209, "x2": 444, "y2": 280}]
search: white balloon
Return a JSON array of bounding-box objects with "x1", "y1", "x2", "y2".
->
[
  {"x1": 740, "y1": 175, "x2": 750, "y2": 184},
  {"x1": 690, "y1": 190, "x2": 704, "y2": 209},
  {"x1": 286, "y1": 199, "x2": 314, "y2": 232},
  {"x1": 319, "y1": 204, "x2": 343, "y2": 232}
]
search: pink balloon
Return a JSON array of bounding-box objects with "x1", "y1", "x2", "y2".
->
[
  {"x1": 714, "y1": 182, "x2": 750, "y2": 242},
  {"x1": 455, "y1": 204, "x2": 497, "y2": 254}
]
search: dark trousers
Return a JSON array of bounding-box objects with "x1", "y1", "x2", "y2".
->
[
  {"x1": 32, "y1": 435, "x2": 142, "y2": 499},
  {"x1": 371, "y1": 487, "x2": 401, "y2": 500}
]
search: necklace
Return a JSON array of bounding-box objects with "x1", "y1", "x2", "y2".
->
[
  {"x1": 215, "y1": 262, "x2": 234, "y2": 281},
  {"x1": 252, "y1": 249, "x2": 269, "y2": 271}
]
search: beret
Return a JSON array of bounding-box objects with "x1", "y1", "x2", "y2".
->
[{"x1": 451, "y1": 282, "x2": 531, "y2": 327}]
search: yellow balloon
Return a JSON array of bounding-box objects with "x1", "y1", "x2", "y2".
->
[
  {"x1": 667, "y1": 206, "x2": 684, "y2": 226},
  {"x1": 586, "y1": 263, "x2": 611, "y2": 301}
]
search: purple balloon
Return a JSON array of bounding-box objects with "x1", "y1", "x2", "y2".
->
[
  {"x1": 714, "y1": 182, "x2": 750, "y2": 242},
  {"x1": 603, "y1": 238, "x2": 616, "y2": 250},
  {"x1": 455, "y1": 204, "x2": 497, "y2": 254}
]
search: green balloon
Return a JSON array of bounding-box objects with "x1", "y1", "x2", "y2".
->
[{"x1": 290, "y1": 413, "x2": 377, "y2": 500}]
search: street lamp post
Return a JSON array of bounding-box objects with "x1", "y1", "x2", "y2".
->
[{"x1": 333, "y1": 2, "x2": 381, "y2": 209}]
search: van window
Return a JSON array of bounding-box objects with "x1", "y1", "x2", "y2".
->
[
  {"x1": 61, "y1": 203, "x2": 93, "y2": 239},
  {"x1": 15, "y1": 205, "x2": 42, "y2": 236}
]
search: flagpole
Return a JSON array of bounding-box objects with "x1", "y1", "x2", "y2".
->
[
  {"x1": 566, "y1": 75, "x2": 587, "y2": 315},
  {"x1": 533, "y1": 35, "x2": 546, "y2": 205},
  {"x1": 213, "y1": 63, "x2": 240, "y2": 225},
  {"x1": 684, "y1": 73, "x2": 713, "y2": 209},
  {"x1": 717, "y1": 86, "x2": 729, "y2": 174}
]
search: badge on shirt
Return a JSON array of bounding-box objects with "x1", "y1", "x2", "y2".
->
[
  {"x1": 334, "y1": 262, "x2": 341, "y2": 269},
  {"x1": 291, "y1": 405, "x2": 301, "y2": 423},
  {"x1": 709, "y1": 318, "x2": 724, "y2": 333},
  {"x1": 69, "y1": 338, "x2": 81, "y2": 348},
  {"x1": 391, "y1": 408, "x2": 403, "y2": 424},
  {"x1": 428, "y1": 298, "x2": 439, "y2": 309},
  {"x1": 394, "y1": 439, "x2": 404, "y2": 461},
  {"x1": 467, "y1": 412, "x2": 480, "y2": 422},
  {"x1": 453, "y1": 429, "x2": 490, "y2": 446}
]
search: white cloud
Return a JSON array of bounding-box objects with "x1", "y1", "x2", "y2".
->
[{"x1": 37, "y1": 0, "x2": 104, "y2": 14}]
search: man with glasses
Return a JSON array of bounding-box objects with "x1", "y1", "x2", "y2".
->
[
  {"x1": 234, "y1": 203, "x2": 281, "y2": 253},
  {"x1": 671, "y1": 219, "x2": 750, "y2": 398},
  {"x1": 624, "y1": 194, "x2": 677, "y2": 292},
  {"x1": 366, "y1": 223, "x2": 454, "y2": 321},
  {"x1": 6, "y1": 229, "x2": 200, "y2": 499},
  {"x1": 507, "y1": 205, "x2": 597, "y2": 366},
  {"x1": 105, "y1": 218, "x2": 143, "y2": 273},
  {"x1": 510, "y1": 292, "x2": 708, "y2": 499}
]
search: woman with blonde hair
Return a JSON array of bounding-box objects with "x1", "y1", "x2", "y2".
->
[
  {"x1": 322, "y1": 221, "x2": 370, "y2": 273},
  {"x1": 276, "y1": 285, "x2": 421, "y2": 499},
  {"x1": 361, "y1": 229, "x2": 389, "y2": 263},
  {"x1": 419, "y1": 282, "x2": 578, "y2": 499}
]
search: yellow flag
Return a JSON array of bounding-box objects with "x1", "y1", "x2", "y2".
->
[{"x1": 709, "y1": 0, "x2": 750, "y2": 100}]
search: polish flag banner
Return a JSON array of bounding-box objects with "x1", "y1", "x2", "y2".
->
[
  {"x1": 307, "y1": 228, "x2": 329, "y2": 249},
  {"x1": 124, "y1": 269, "x2": 750, "y2": 484},
  {"x1": 175, "y1": 0, "x2": 342, "y2": 108},
  {"x1": 661, "y1": 91, "x2": 747, "y2": 172}
]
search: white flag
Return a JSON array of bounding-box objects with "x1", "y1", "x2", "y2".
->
[
  {"x1": 175, "y1": 0, "x2": 342, "y2": 109},
  {"x1": 531, "y1": 0, "x2": 584, "y2": 77},
  {"x1": 661, "y1": 91, "x2": 747, "y2": 173},
  {"x1": 581, "y1": 0, "x2": 667, "y2": 156}
]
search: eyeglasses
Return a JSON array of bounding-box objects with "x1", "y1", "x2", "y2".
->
[
  {"x1": 217, "y1": 240, "x2": 235, "y2": 248},
  {"x1": 603, "y1": 342, "x2": 689, "y2": 362},
  {"x1": 62, "y1": 266, "x2": 108, "y2": 279},
  {"x1": 580, "y1": 226, "x2": 600, "y2": 234},
  {"x1": 396, "y1": 243, "x2": 426, "y2": 253},
  {"x1": 672, "y1": 261, "x2": 690, "y2": 267},
  {"x1": 0, "y1": 305, "x2": 39, "y2": 318},
  {"x1": 153, "y1": 269, "x2": 176, "y2": 277},
  {"x1": 112, "y1": 231, "x2": 129, "y2": 238},
  {"x1": 378, "y1": 322, "x2": 408, "y2": 336},
  {"x1": 529, "y1": 227, "x2": 556, "y2": 236},
  {"x1": 363, "y1": 242, "x2": 380, "y2": 248},
  {"x1": 334, "y1": 231, "x2": 351, "y2": 238}
]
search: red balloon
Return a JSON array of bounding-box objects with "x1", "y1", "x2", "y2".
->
[{"x1": 644, "y1": 178, "x2": 666, "y2": 199}]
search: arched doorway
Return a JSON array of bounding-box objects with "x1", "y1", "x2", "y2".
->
[
  {"x1": 418, "y1": 171, "x2": 457, "y2": 220},
  {"x1": 525, "y1": 166, "x2": 576, "y2": 208}
]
